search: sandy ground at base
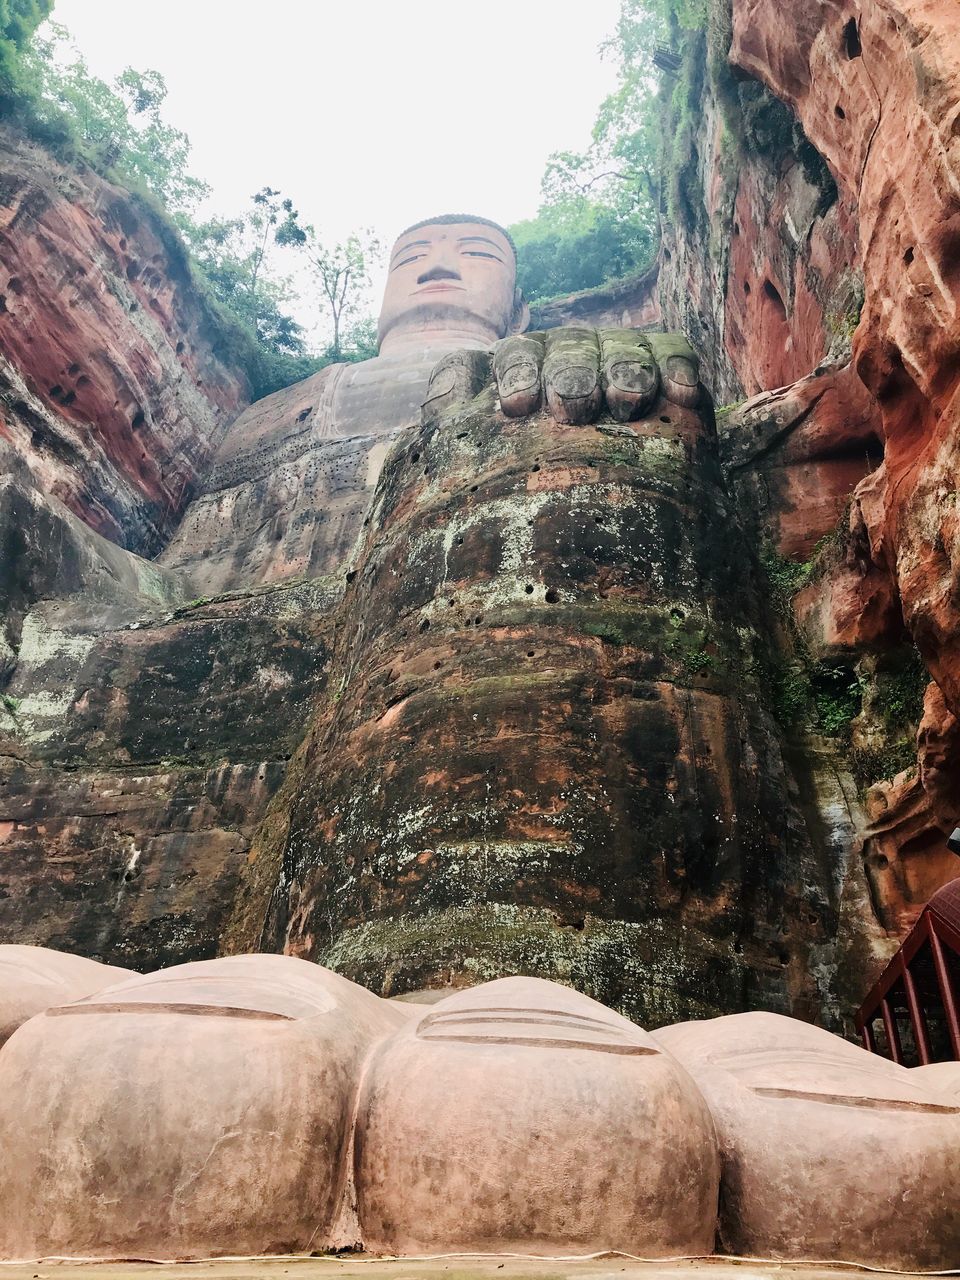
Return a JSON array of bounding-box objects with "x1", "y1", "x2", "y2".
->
[{"x1": 0, "y1": 1257, "x2": 936, "y2": 1280}]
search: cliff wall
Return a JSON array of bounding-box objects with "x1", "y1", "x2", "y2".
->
[
  {"x1": 0, "y1": 126, "x2": 248, "y2": 558},
  {"x1": 0, "y1": 124, "x2": 312, "y2": 968},
  {"x1": 657, "y1": 0, "x2": 960, "y2": 972}
]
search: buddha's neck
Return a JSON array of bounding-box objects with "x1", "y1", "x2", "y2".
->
[{"x1": 378, "y1": 320, "x2": 499, "y2": 359}]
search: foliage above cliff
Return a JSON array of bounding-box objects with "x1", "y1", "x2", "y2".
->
[
  {"x1": 515, "y1": 0, "x2": 831, "y2": 288},
  {"x1": 0, "y1": 0, "x2": 50, "y2": 102},
  {"x1": 510, "y1": 200, "x2": 654, "y2": 302},
  {"x1": 10, "y1": 19, "x2": 379, "y2": 398},
  {"x1": 21, "y1": 25, "x2": 207, "y2": 212},
  {"x1": 510, "y1": 0, "x2": 702, "y2": 300}
]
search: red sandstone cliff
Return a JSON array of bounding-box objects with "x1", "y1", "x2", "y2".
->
[
  {"x1": 732, "y1": 0, "x2": 960, "y2": 938},
  {"x1": 0, "y1": 126, "x2": 248, "y2": 557},
  {"x1": 730, "y1": 0, "x2": 960, "y2": 702},
  {"x1": 657, "y1": 0, "x2": 960, "y2": 966}
]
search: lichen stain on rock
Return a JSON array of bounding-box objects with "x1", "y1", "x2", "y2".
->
[{"x1": 0, "y1": 577, "x2": 336, "y2": 968}]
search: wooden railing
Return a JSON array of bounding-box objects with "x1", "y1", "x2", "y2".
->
[{"x1": 855, "y1": 898, "x2": 960, "y2": 1064}]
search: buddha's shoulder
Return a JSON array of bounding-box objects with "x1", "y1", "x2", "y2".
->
[{"x1": 212, "y1": 362, "x2": 346, "y2": 462}]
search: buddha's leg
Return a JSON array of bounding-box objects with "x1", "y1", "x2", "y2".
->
[{"x1": 264, "y1": 330, "x2": 826, "y2": 1026}]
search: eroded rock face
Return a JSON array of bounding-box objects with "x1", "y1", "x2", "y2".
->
[
  {"x1": 159, "y1": 356, "x2": 446, "y2": 596},
  {"x1": 857, "y1": 680, "x2": 960, "y2": 933},
  {"x1": 0, "y1": 581, "x2": 336, "y2": 969},
  {"x1": 657, "y1": 31, "x2": 861, "y2": 408},
  {"x1": 653, "y1": 0, "x2": 960, "y2": 963},
  {"x1": 529, "y1": 264, "x2": 661, "y2": 332},
  {"x1": 723, "y1": 0, "x2": 960, "y2": 933},
  {"x1": 720, "y1": 363, "x2": 882, "y2": 560},
  {"x1": 246, "y1": 333, "x2": 833, "y2": 1026},
  {"x1": 0, "y1": 126, "x2": 247, "y2": 555}
]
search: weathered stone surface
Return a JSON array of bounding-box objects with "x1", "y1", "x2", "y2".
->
[
  {"x1": 159, "y1": 358, "x2": 440, "y2": 596},
  {"x1": 857, "y1": 680, "x2": 960, "y2": 933},
  {"x1": 656, "y1": 1011, "x2": 960, "y2": 1270},
  {"x1": 1, "y1": 214, "x2": 537, "y2": 974},
  {"x1": 914, "y1": 1059, "x2": 960, "y2": 1099},
  {"x1": 719, "y1": 162, "x2": 860, "y2": 399},
  {"x1": 657, "y1": 32, "x2": 861, "y2": 407},
  {"x1": 719, "y1": 363, "x2": 882, "y2": 560},
  {"x1": 0, "y1": 126, "x2": 247, "y2": 555},
  {"x1": 8, "y1": 0, "x2": 960, "y2": 1041},
  {"x1": 237, "y1": 331, "x2": 834, "y2": 1026},
  {"x1": 4, "y1": 956, "x2": 959, "y2": 1267},
  {"x1": 0, "y1": 581, "x2": 336, "y2": 968},
  {"x1": 0, "y1": 944, "x2": 129, "y2": 1046},
  {"x1": 0, "y1": 956, "x2": 406, "y2": 1260},
  {"x1": 722, "y1": 0, "x2": 960, "y2": 936},
  {"x1": 355, "y1": 977, "x2": 719, "y2": 1257},
  {"x1": 0, "y1": 460, "x2": 185, "y2": 675},
  {"x1": 650, "y1": 0, "x2": 960, "y2": 973},
  {"x1": 1, "y1": 762, "x2": 284, "y2": 969}
]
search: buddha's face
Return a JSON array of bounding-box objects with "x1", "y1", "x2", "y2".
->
[{"x1": 377, "y1": 220, "x2": 524, "y2": 350}]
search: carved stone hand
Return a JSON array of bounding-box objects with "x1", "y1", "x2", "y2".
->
[{"x1": 421, "y1": 327, "x2": 702, "y2": 426}]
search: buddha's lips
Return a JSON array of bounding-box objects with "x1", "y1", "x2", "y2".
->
[{"x1": 414, "y1": 283, "x2": 466, "y2": 295}]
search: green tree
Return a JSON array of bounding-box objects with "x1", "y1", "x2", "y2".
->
[
  {"x1": 245, "y1": 187, "x2": 307, "y2": 300},
  {"x1": 337, "y1": 315, "x2": 379, "y2": 363},
  {"x1": 182, "y1": 196, "x2": 323, "y2": 399},
  {"x1": 0, "y1": 0, "x2": 51, "y2": 102},
  {"x1": 22, "y1": 25, "x2": 209, "y2": 213},
  {"x1": 511, "y1": 0, "x2": 679, "y2": 302},
  {"x1": 511, "y1": 199, "x2": 655, "y2": 303},
  {"x1": 307, "y1": 230, "x2": 382, "y2": 361}
]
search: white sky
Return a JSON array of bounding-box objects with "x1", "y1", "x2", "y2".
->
[{"x1": 51, "y1": 0, "x2": 622, "y2": 342}]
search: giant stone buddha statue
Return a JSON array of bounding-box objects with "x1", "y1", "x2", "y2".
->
[
  {"x1": 161, "y1": 216, "x2": 530, "y2": 594},
  {"x1": 3, "y1": 207, "x2": 960, "y2": 1271}
]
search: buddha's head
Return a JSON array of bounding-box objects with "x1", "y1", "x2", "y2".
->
[{"x1": 377, "y1": 214, "x2": 529, "y2": 356}]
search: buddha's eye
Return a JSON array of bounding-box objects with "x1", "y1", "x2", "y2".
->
[
  {"x1": 393, "y1": 254, "x2": 426, "y2": 270},
  {"x1": 461, "y1": 250, "x2": 500, "y2": 261}
]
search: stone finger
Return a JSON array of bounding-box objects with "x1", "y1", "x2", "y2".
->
[
  {"x1": 646, "y1": 333, "x2": 702, "y2": 409},
  {"x1": 599, "y1": 329, "x2": 660, "y2": 421},
  {"x1": 543, "y1": 327, "x2": 602, "y2": 425},
  {"x1": 494, "y1": 333, "x2": 544, "y2": 418},
  {"x1": 421, "y1": 350, "x2": 492, "y2": 426}
]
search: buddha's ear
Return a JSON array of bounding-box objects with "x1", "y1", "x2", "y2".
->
[{"x1": 510, "y1": 287, "x2": 531, "y2": 335}]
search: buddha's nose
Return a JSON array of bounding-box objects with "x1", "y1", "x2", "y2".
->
[{"x1": 417, "y1": 264, "x2": 461, "y2": 285}]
